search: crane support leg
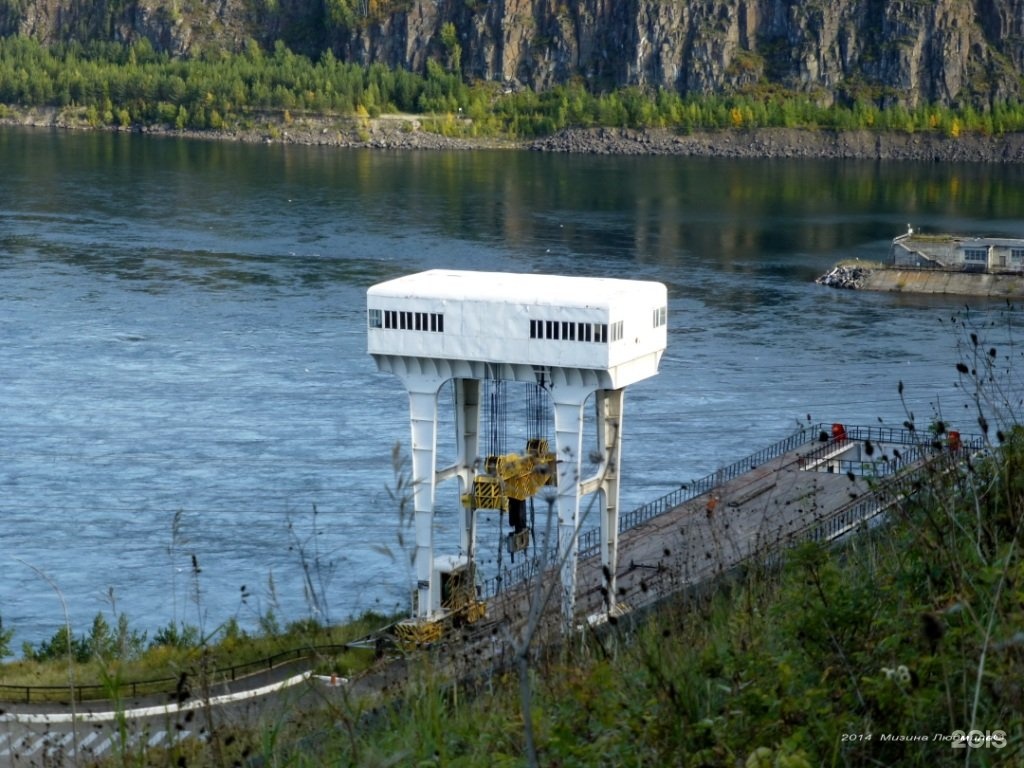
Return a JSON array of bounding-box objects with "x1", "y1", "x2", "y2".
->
[
  {"x1": 552, "y1": 385, "x2": 589, "y2": 631},
  {"x1": 453, "y1": 378, "x2": 481, "y2": 563},
  {"x1": 596, "y1": 388, "x2": 624, "y2": 611},
  {"x1": 408, "y1": 385, "x2": 441, "y2": 617}
]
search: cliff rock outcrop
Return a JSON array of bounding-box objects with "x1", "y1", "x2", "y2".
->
[{"x1": 1, "y1": 0, "x2": 1021, "y2": 109}]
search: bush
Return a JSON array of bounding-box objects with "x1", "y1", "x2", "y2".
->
[
  {"x1": 24, "y1": 624, "x2": 90, "y2": 664},
  {"x1": 150, "y1": 621, "x2": 201, "y2": 650},
  {"x1": 0, "y1": 616, "x2": 13, "y2": 660}
]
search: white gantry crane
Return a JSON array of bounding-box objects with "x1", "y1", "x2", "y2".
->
[{"x1": 367, "y1": 269, "x2": 667, "y2": 640}]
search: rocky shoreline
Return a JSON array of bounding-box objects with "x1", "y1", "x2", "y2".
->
[
  {"x1": 529, "y1": 127, "x2": 1024, "y2": 163},
  {"x1": 4, "y1": 105, "x2": 1024, "y2": 162}
]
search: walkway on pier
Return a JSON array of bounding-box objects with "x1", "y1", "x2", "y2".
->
[{"x1": 487, "y1": 423, "x2": 983, "y2": 625}]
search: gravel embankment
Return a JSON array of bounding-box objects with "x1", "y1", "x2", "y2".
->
[
  {"x1": 526, "y1": 126, "x2": 1024, "y2": 163},
  {"x1": 5, "y1": 106, "x2": 1024, "y2": 162}
]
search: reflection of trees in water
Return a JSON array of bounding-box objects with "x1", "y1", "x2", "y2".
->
[{"x1": 393, "y1": 152, "x2": 1024, "y2": 276}]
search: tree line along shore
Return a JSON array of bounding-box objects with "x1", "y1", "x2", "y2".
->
[{"x1": 3, "y1": 36, "x2": 1024, "y2": 160}]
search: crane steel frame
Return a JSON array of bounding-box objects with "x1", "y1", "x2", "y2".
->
[{"x1": 367, "y1": 270, "x2": 667, "y2": 628}]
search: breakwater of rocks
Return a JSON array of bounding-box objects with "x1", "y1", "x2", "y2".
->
[
  {"x1": 816, "y1": 264, "x2": 874, "y2": 289},
  {"x1": 527, "y1": 127, "x2": 1024, "y2": 163}
]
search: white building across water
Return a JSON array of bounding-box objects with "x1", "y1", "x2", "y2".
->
[{"x1": 891, "y1": 230, "x2": 1024, "y2": 273}]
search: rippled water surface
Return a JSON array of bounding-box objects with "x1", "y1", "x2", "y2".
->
[{"x1": 3, "y1": 127, "x2": 1024, "y2": 648}]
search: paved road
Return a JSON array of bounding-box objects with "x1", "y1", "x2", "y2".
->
[{"x1": 0, "y1": 669, "x2": 330, "y2": 766}]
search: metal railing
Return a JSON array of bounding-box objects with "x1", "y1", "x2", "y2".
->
[
  {"x1": 618, "y1": 447, "x2": 972, "y2": 618},
  {"x1": 817, "y1": 442, "x2": 933, "y2": 478},
  {"x1": 481, "y1": 554, "x2": 544, "y2": 599},
  {"x1": 843, "y1": 423, "x2": 985, "y2": 451},
  {"x1": 0, "y1": 644, "x2": 352, "y2": 704},
  {"x1": 797, "y1": 436, "x2": 853, "y2": 470},
  {"x1": 483, "y1": 424, "x2": 824, "y2": 596},
  {"x1": 485, "y1": 422, "x2": 989, "y2": 590},
  {"x1": 577, "y1": 423, "x2": 823, "y2": 559},
  {"x1": 782, "y1": 447, "x2": 964, "y2": 548}
]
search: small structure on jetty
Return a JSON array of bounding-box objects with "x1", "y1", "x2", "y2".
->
[
  {"x1": 891, "y1": 229, "x2": 1024, "y2": 274},
  {"x1": 818, "y1": 228, "x2": 1024, "y2": 297},
  {"x1": 367, "y1": 269, "x2": 667, "y2": 640}
]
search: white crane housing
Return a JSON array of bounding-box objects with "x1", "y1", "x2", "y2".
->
[{"x1": 367, "y1": 269, "x2": 667, "y2": 631}]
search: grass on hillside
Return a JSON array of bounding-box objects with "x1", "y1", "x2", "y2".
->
[
  {"x1": 0, "y1": 610, "x2": 396, "y2": 702},
  {"x1": 98, "y1": 427, "x2": 1022, "y2": 767},
  {"x1": 300, "y1": 430, "x2": 1022, "y2": 768}
]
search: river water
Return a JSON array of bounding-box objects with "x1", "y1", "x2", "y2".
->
[{"x1": 2, "y1": 126, "x2": 1023, "y2": 650}]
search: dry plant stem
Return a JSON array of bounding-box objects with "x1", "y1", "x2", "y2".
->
[
  {"x1": 511, "y1": 495, "x2": 558, "y2": 768},
  {"x1": 16, "y1": 559, "x2": 79, "y2": 765},
  {"x1": 966, "y1": 532, "x2": 1019, "y2": 768},
  {"x1": 188, "y1": 552, "x2": 228, "y2": 768},
  {"x1": 288, "y1": 505, "x2": 336, "y2": 625},
  {"x1": 169, "y1": 509, "x2": 187, "y2": 628},
  {"x1": 508, "y1": 419, "x2": 621, "y2": 767},
  {"x1": 805, "y1": 555, "x2": 867, "y2": 711},
  {"x1": 334, "y1": 684, "x2": 362, "y2": 765}
]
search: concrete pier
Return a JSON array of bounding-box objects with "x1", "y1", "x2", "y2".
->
[{"x1": 486, "y1": 423, "x2": 981, "y2": 628}]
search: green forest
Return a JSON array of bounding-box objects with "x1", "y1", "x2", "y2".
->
[{"x1": 3, "y1": 35, "x2": 1024, "y2": 138}]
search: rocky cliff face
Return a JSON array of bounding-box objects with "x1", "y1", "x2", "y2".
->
[
  {"x1": 1, "y1": 0, "x2": 259, "y2": 56},
  {"x1": 1, "y1": 0, "x2": 1021, "y2": 109}
]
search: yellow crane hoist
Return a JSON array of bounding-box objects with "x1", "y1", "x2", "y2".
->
[{"x1": 462, "y1": 438, "x2": 556, "y2": 511}]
